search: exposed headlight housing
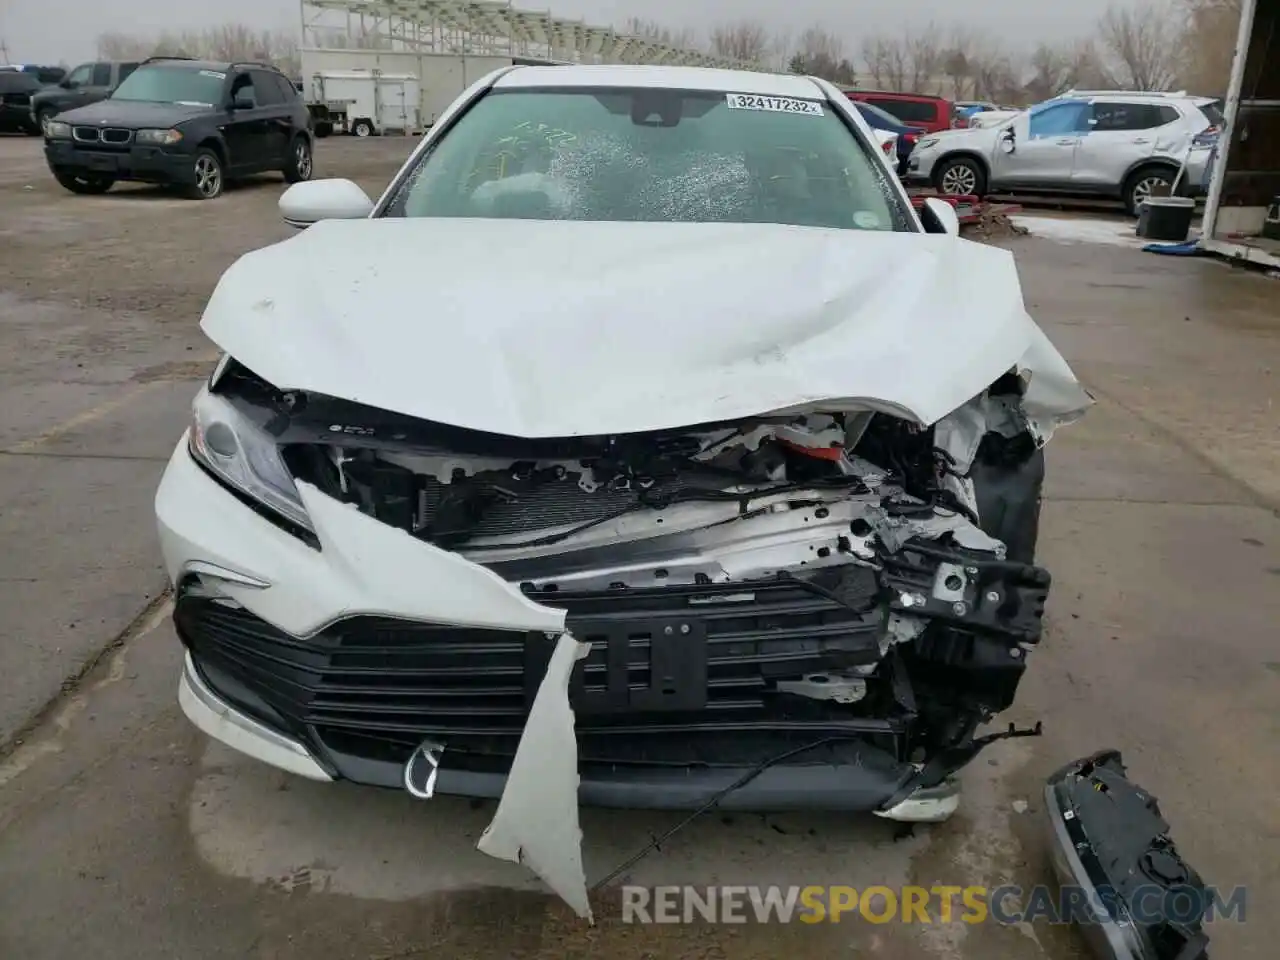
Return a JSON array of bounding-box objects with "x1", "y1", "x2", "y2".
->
[
  {"x1": 188, "y1": 386, "x2": 313, "y2": 534},
  {"x1": 136, "y1": 128, "x2": 183, "y2": 146},
  {"x1": 916, "y1": 137, "x2": 940, "y2": 150},
  {"x1": 45, "y1": 120, "x2": 71, "y2": 139}
]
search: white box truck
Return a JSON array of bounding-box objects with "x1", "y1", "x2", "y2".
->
[
  {"x1": 305, "y1": 69, "x2": 420, "y2": 137},
  {"x1": 301, "y1": 49, "x2": 565, "y2": 136}
]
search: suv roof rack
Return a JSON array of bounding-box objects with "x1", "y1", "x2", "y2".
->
[
  {"x1": 1062, "y1": 88, "x2": 1188, "y2": 98},
  {"x1": 232, "y1": 61, "x2": 282, "y2": 72},
  {"x1": 141, "y1": 55, "x2": 198, "y2": 64}
]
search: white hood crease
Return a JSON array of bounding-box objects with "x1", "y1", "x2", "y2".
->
[
  {"x1": 201, "y1": 216, "x2": 1092, "y2": 917},
  {"x1": 200, "y1": 217, "x2": 1093, "y2": 440}
]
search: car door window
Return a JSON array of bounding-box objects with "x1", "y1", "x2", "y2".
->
[
  {"x1": 251, "y1": 71, "x2": 284, "y2": 106},
  {"x1": 271, "y1": 74, "x2": 298, "y2": 103},
  {"x1": 230, "y1": 73, "x2": 258, "y2": 108},
  {"x1": 90, "y1": 63, "x2": 111, "y2": 86},
  {"x1": 1090, "y1": 102, "x2": 1178, "y2": 132},
  {"x1": 1027, "y1": 101, "x2": 1088, "y2": 138},
  {"x1": 63, "y1": 63, "x2": 92, "y2": 88},
  {"x1": 866, "y1": 97, "x2": 936, "y2": 124}
]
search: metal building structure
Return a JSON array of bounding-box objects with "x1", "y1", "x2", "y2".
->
[
  {"x1": 301, "y1": 0, "x2": 759, "y2": 70},
  {"x1": 1200, "y1": 0, "x2": 1280, "y2": 268}
]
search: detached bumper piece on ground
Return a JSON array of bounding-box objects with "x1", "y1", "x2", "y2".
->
[{"x1": 1044, "y1": 751, "x2": 1212, "y2": 960}]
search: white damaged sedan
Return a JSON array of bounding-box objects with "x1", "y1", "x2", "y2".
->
[{"x1": 155, "y1": 64, "x2": 1091, "y2": 917}]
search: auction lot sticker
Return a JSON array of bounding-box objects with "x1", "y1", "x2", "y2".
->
[{"x1": 726, "y1": 93, "x2": 824, "y2": 116}]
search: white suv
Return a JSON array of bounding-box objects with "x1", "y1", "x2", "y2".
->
[{"x1": 906, "y1": 91, "x2": 1224, "y2": 215}]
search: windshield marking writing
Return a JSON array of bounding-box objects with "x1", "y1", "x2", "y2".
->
[
  {"x1": 481, "y1": 120, "x2": 579, "y2": 181},
  {"x1": 726, "y1": 94, "x2": 824, "y2": 117}
]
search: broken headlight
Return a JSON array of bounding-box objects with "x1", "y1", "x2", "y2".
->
[{"x1": 188, "y1": 386, "x2": 312, "y2": 533}]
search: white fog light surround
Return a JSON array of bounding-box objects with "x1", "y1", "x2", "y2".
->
[{"x1": 188, "y1": 386, "x2": 313, "y2": 533}]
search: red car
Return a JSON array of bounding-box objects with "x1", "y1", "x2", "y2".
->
[{"x1": 844, "y1": 91, "x2": 958, "y2": 134}]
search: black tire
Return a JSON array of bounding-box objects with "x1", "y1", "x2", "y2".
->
[
  {"x1": 186, "y1": 147, "x2": 224, "y2": 200},
  {"x1": 283, "y1": 136, "x2": 313, "y2": 184},
  {"x1": 933, "y1": 156, "x2": 987, "y2": 198},
  {"x1": 350, "y1": 118, "x2": 375, "y2": 138},
  {"x1": 1123, "y1": 165, "x2": 1176, "y2": 217},
  {"x1": 52, "y1": 170, "x2": 115, "y2": 195}
]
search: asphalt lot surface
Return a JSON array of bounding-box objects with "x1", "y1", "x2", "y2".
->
[{"x1": 0, "y1": 132, "x2": 1277, "y2": 960}]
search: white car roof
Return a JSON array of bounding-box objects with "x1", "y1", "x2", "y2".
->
[{"x1": 495, "y1": 64, "x2": 828, "y2": 99}]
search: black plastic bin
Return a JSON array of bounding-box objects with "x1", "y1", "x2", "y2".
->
[{"x1": 1136, "y1": 197, "x2": 1195, "y2": 242}]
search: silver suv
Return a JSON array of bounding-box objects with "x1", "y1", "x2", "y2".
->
[{"x1": 906, "y1": 91, "x2": 1224, "y2": 215}]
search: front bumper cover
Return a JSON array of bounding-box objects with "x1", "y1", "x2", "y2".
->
[
  {"x1": 45, "y1": 140, "x2": 195, "y2": 184},
  {"x1": 1043, "y1": 751, "x2": 1211, "y2": 960},
  {"x1": 160, "y1": 439, "x2": 975, "y2": 816}
]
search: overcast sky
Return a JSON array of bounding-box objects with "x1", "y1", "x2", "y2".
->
[{"x1": 2, "y1": 0, "x2": 1109, "y2": 66}]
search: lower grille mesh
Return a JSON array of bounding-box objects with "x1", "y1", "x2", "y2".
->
[{"x1": 177, "y1": 572, "x2": 891, "y2": 769}]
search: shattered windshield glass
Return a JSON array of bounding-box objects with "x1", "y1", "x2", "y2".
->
[{"x1": 385, "y1": 87, "x2": 910, "y2": 231}]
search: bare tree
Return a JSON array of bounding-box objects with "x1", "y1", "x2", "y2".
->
[
  {"x1": 905, "y1": 23, "x2": 947, "y2": 93},
  {"x1": 97, "y1": 24, "x2": 300, "y2": 75},
  {"x1": 623, "y1": 16, "x2": 699, "y2": 50},
  {"x1": 1024, "y1": 39, "x2": 1114, "y2": 101},
  {"x1": 709, "y1": 19, "x2": 770, "y2": 64},
  {"x1": 767, "y1": 30, "x2": 795, "y2": 73},
  {"x1": 970, "y1": 48, "x2": 1022, "y2": 102},
  {"x1": 788, "y1": 24, "x2": 857, "y2": 85},
  {"x1": 1096, "y1": 1, "x2": 1180, "y2": 90},
  {"x1": 941, "y1": 29, "x2": 978, "y2": 99},
  {"x1": 860, "y1": 36, "x2": 908, "y2": 90},
  {"x1": 1176, "y1": 0, "x2": 1242, "y2": 93}
]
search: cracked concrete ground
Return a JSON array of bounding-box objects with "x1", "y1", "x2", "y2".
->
[{"x1": 0, "y1": 132, "x2": 1276, "y2": 959}]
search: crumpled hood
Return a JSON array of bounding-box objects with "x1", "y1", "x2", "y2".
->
[{"x1": 201, "y1": 217, "x2": 1091, "y2": 437}]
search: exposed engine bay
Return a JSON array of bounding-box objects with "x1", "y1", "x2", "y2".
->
[{"x1": 203, "y1": 359, "x2": 1051, "y2": 784}]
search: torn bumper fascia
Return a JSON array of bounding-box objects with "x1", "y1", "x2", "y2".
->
[
  {"x1": 156, "y1": 426, "x2": 1042, "y2": 922},
  {"x1": 477, "y1": 631, "x2": 594, "y2": 921},
  {"x1": 158, "y1": 444, "x2": 597, "y2": 911},
  {"x1": 1043, "y1": 751, "x2": 1211, "y2": 960}
]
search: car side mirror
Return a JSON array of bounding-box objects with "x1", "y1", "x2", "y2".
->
[
  {"x1": 1000, "y1": 128, "x2": 1016, "y2": 154},
  {"x1": 920, "y1": 197, "x2": 961, "y2": 237},
  {"x1": 229, "y1": 94, "x2": 254, "y2": 111},
  {"x1": 279, "y1": 179, "x2": 374, "y2": 229},
  {"x1": 60, "y1": 79, "x2": 73, "y2": 89}
]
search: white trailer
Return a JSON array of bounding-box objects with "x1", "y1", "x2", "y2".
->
[
  {"x1": 306, "y1": 68, "x2": 420, "y2": 137},
  {"x1": 300, "y1": 49, "x2": 548, "y2": 135}
]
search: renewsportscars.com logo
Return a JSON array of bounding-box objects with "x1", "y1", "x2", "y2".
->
[{"x1": 620, "y1": 884, "x2": 1248, "y2": 925}]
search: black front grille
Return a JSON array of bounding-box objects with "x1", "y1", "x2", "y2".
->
[
  {"x1": 72, "y1": 125, "x2": 132, "y2": 144},
  {"x1": 176, "y1": 573, "x2": 895, "y2": 771}
]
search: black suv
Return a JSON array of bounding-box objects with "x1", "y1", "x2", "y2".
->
[
  {"x1": 0, "y1": 70, "x2": 46, "y2": 134},
  {"x1": 43, "y1": 57, "x2": 314, "y2": 200},
  {"x1": 29, "y1": 60, "x2": 141, "y2": 133}
]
